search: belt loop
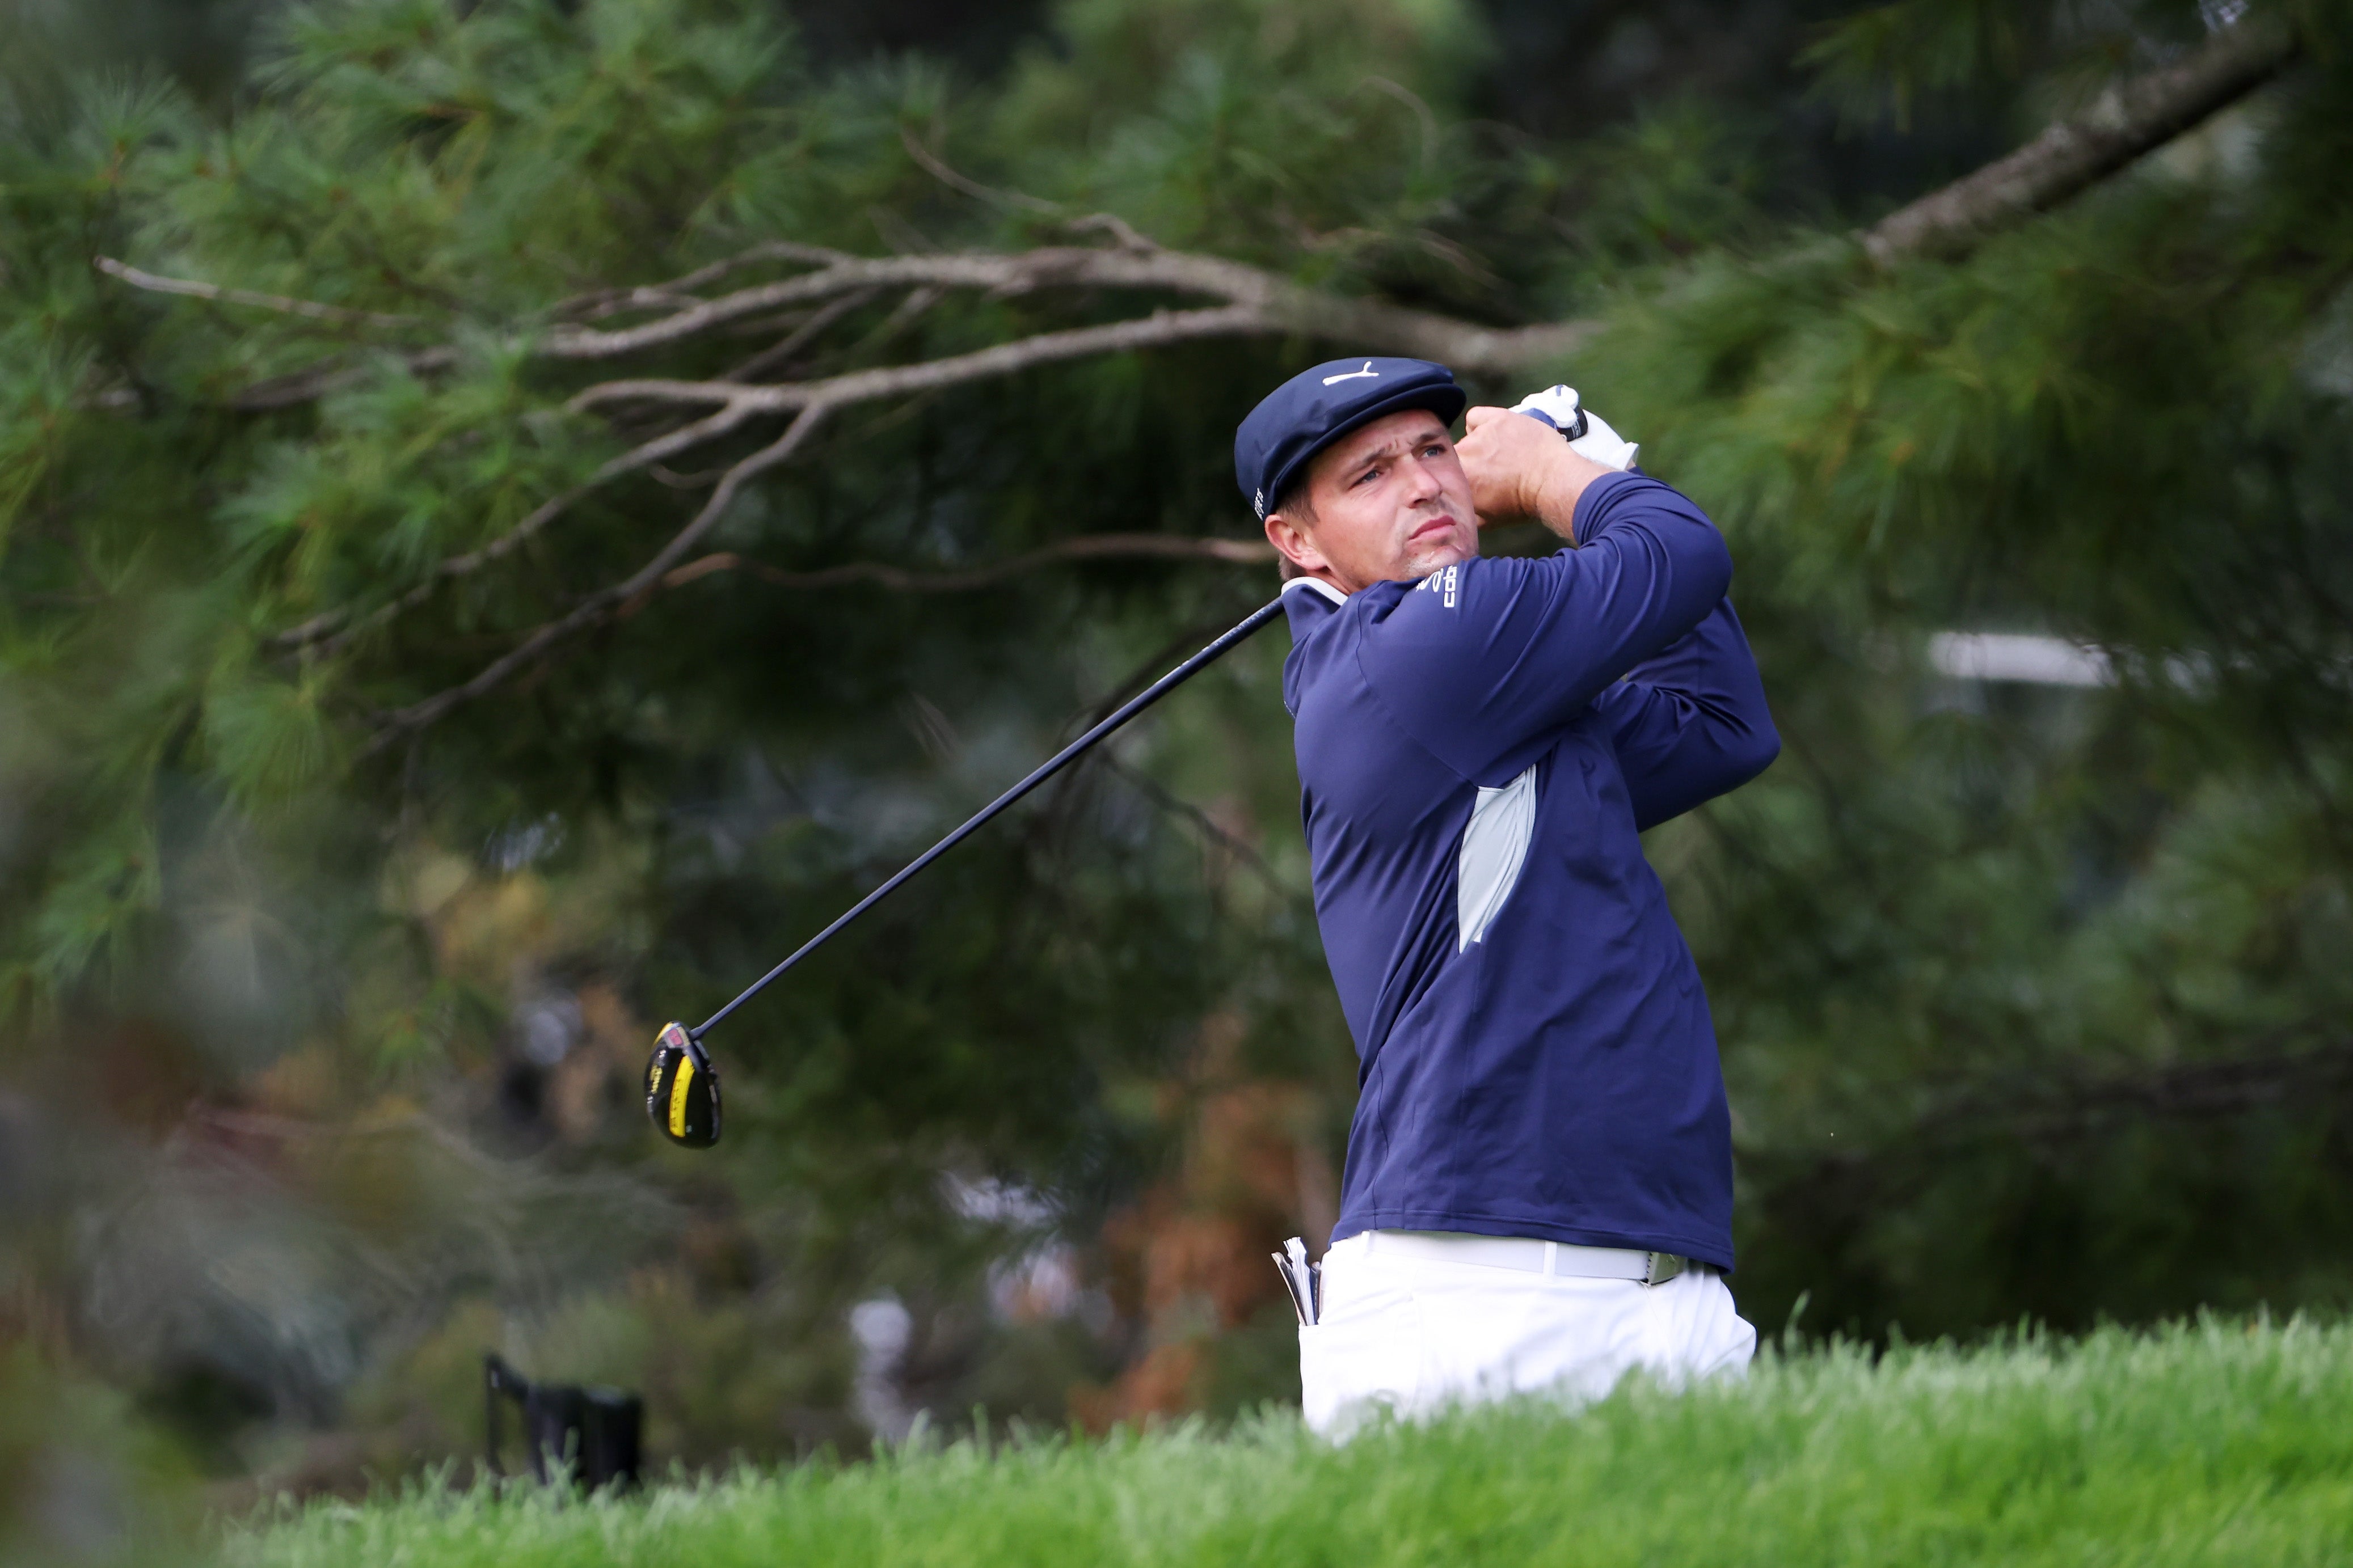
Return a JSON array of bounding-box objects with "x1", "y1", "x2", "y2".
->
[{"x1": 1542, "y1": 1240, "x2": 1558, "y2": 1277}]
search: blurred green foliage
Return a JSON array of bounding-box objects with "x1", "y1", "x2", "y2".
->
[
  {"x1": 0, "y1": 1346, "x2": 199, "y2": 1565},
  {"x1": 1, "y1": 0, "x2": 2350, "y2": 1511}
]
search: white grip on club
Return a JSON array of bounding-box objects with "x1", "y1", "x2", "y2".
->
[{"x1": 1509, "y1": 384, "x2": 1640, "y2": 471}]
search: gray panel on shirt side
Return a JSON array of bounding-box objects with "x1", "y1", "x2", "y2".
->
[{"x1": 1457, "y1": 762, "x2": 1538, "y2": 951}]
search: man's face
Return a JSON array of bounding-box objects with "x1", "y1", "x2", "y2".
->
[{"x1": 1263, "y1": 409, "x2": 1479, "y2": 593}]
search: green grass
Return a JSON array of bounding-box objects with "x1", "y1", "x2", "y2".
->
[{"x1": 232, "y1": 1318, "x2": 2353, "y2": 1567}]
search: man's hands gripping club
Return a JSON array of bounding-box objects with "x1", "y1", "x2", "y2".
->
[
  {"x1": 1263, "y1": 387, "x2": 1638, "y2": 594},
  {"x1": 1456, "y1": 407, "x2": 1612, "y2": 538}
]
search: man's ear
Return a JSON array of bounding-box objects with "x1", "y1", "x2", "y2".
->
[{"x1": 1264, "y1": 511, "x2": 1327, "y2": 577}]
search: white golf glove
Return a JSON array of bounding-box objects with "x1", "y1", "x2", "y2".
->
[{"x1": 1508, "y1": 385, "x2": 1640, "y2": 471}]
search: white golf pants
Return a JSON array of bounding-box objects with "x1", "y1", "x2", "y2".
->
[{"x1": 1298, "y1": 1231, "x2": 1757, "y2": 1439}]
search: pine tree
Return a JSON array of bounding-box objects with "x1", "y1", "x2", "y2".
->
[{"x1": 2, "y1": 0, "x2": 2348, "y2": 1470}]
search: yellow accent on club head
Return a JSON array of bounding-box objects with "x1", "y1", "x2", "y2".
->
[{"x1": 668, "y1": 1051, "x2": 696, "y2": 1140}]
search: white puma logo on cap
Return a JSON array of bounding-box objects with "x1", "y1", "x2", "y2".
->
[{"x1": 1321, "y1": 361, "x2": 1379, "y2": 386}]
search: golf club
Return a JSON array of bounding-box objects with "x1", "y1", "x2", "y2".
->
[{"x1": 647, "y1": 593, "x2": 1292, "y2": 1148}]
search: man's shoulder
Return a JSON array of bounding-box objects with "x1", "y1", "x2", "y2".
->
[
  {"x1": 1354, "y1": 556, "x2": 1561, "y2": 645},
  {"x1": 1281, "y1": 574, "x2": 1437, "y2": 718},
  {"x1": 1279, "y1": 581, "x2": 1357, "y2": 716},
  {"x1": 1282, "y1": 560, "x2": 1544, "y2": 709},
  {"x1": 1386, "y1": 555, "x2": 1536, "y2": 610}
]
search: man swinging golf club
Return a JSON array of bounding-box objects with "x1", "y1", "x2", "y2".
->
[{"x1": 1238, "y1": 358, "x2": 1779, "y2": 1436}]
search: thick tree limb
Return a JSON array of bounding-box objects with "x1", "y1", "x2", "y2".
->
[
  {"x1": 660, "y1": 533, "x2": 1275, "y2": 595},
  {"x1": 1863, "y1": 17, "x2": 2298, "y2": 265},
  {"x1": 573, "y1": 303, "x2": 1270, "y2": 415},
  {"x1": 533, "y1": 246, "x2": 1595, "y2": 370},
  {"x1": 110, "y1": 242, "x2": 1596, "y2": 445},
  {"x1": 108, "y1": 244, "x2": 1591, "y2": 371},
  {"x1": 366, "y1": 403, "x2": 830, "y2": 746}
]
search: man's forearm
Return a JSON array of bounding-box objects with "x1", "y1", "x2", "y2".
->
[{"x1": 1530, "y1": 445, "x2": 1619, "y2": 545}]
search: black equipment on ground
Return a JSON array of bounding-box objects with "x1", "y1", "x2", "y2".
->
[
  {"x1": 483, "y1": 1353, "x2": 643, "y2": 1491},
  {"x1": 646, "y1": 593, "x2": 1291, "y2": 1149}
]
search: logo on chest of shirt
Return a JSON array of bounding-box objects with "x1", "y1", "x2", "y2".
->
[{"x1": 1414, "y1": 564, "x2": 1460, "y2": 609}]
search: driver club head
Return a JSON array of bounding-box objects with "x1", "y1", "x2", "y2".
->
[{"x1": 645, "y1": 1021, "x2": 721, "y2": 1149}]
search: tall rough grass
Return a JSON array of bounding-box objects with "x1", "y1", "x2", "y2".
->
[{"x1": 232, "y1": 1317, "x2": 2353, "y2": 1567}]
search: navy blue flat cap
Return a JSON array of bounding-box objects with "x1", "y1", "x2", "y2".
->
[{"x1": 1235, "y1": 357, "x2": 1467, "y2": 520}]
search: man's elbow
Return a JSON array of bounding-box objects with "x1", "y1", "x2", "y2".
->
[
  {"x1": 1684, "y1": 530, "x2": 1735, "y2": 611},
  {"x1": 1651, "y1": 717, "x2": 1779, "y2": 829},
  {"x1": 1731, "y1": 717, "x2": 1781, "y2": 785}
]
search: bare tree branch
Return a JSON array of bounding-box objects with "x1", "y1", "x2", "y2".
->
[
  {"x1": 570, "y1": 303, "x2": 1274, "y2": 416},
  {"x1": 1863, "y1": 16, "x2": 2299, "y2": 265},
  {"x1": 367, "y1": 403, "x2": 833, "y2": 746},
  {"x1": 531, "y1": 246, "x2": 1598, "y2": 368},
  {"x1": 112, "y1": 237, "x2": 1593, "y2": 425},
  {"x1": 900, "y1": 124, "x2": 1062, "y2": 214},
  {"x1": 94, "y1": 256, "x2": 422, "y2": 329},
  {"x1": 720, "y1": 286, "x2": 879, "y2": 382},
  {"x1": 848, "y1": 284, "x2": 948, "y2": 361},
  {"x1": 546, "y1": 242, "x2": 855, "y2": 327},
  {"x1": 659, "y1": 532, "x2": 1275, "y2": 594},
  {"x1": 281, "y1": 306, "x2": 1279, "y2": 653},
  {"x1": 651, "y1": 241, "x2": 854, "y2": 291},
  {"x1": 1064, "y1": 213, "x2": 1161, "y2": 253}
]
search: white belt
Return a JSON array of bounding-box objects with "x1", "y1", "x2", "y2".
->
[{"x1": 1360, "y1": 1229, "x2": 1690, "y2": 1286}]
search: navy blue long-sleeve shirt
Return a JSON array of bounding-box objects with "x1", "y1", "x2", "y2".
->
[{"x1": 1280, "y1": 469, "x2": 1778, "y2": 1269}]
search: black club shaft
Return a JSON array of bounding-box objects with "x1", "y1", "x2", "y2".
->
[{"x1": 691, "y1": 594, "x2": 1291, "y2": 1041}]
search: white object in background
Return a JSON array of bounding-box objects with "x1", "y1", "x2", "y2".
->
[
  {"x1": 848, "y1": 1295, "x2": 916, "y2": 1442},
  {"x1": 1927, "y1": 632, "x2": 2116, "y2": 688},
  {"x1": 1508, "y1": 385, "x2": 1641, "y2": 471}
]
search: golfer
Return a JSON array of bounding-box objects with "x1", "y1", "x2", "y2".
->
[{"x1": 1236, "y1": 357, "x2": 1779, "y2": 1436}]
